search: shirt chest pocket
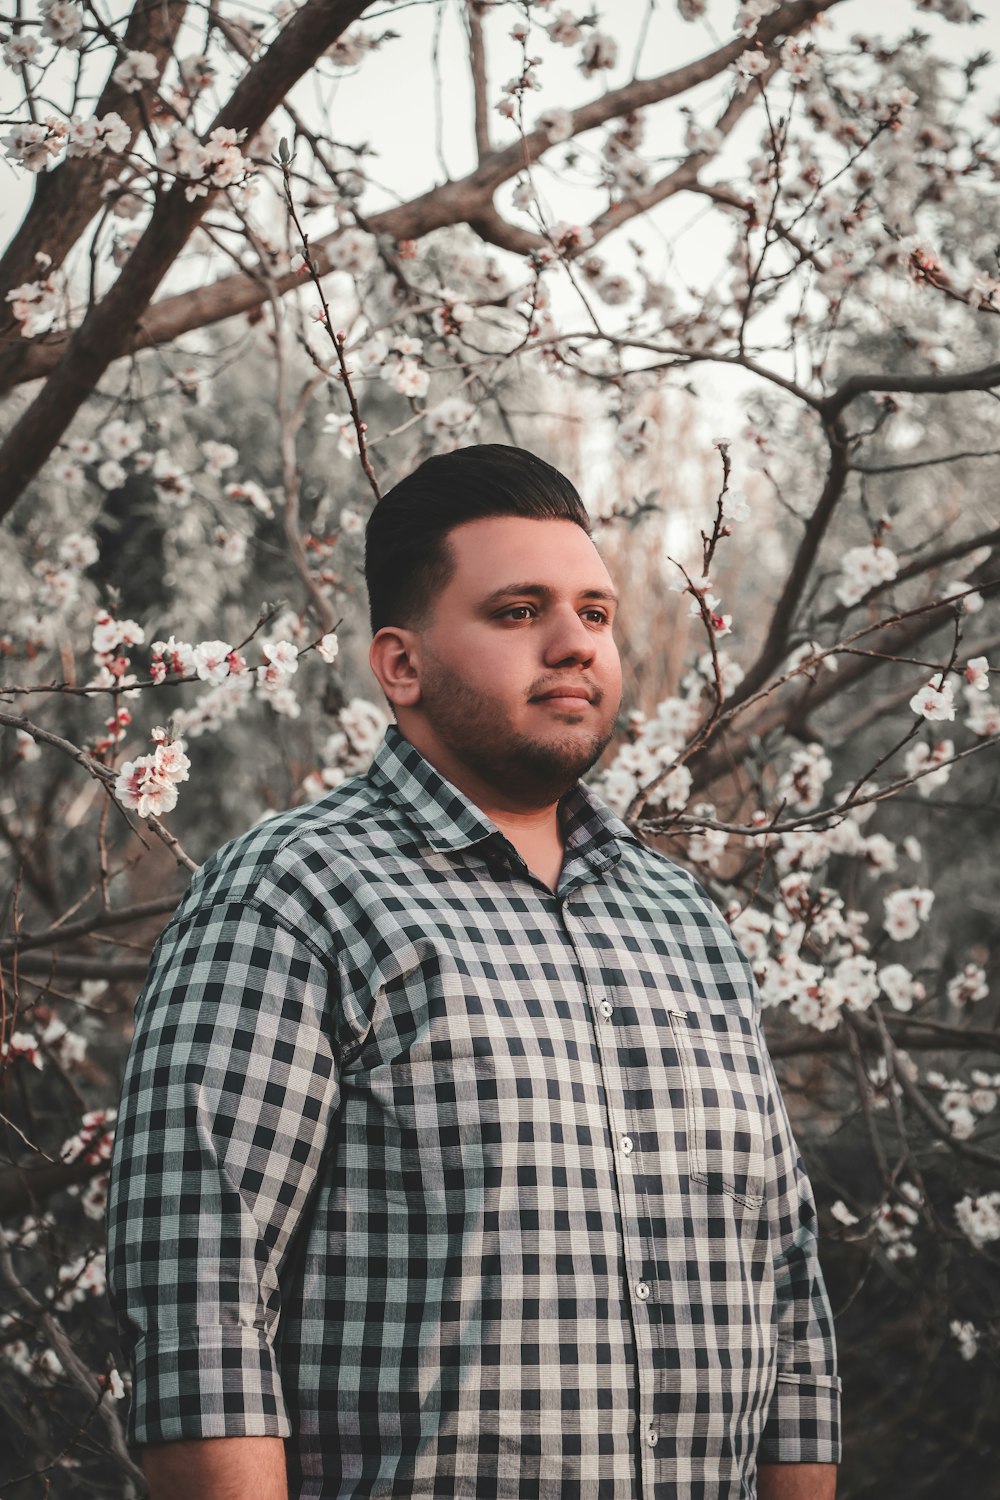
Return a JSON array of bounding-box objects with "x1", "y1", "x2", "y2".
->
[{"x1": 670, "y1": 1012, "x2": 768, "y2": 1208}]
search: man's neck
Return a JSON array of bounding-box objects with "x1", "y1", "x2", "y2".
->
[{"x1": 396, "y1": 724, "x2": 567, "y2": 891}]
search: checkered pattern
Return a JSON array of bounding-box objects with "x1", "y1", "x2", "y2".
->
[{"x1": 107, "y1": 726, "x2": 840, "y2": 1497}]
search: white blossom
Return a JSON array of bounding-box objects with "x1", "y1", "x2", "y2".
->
[
  {"x1": 946, "y1": 962, "x2": 988, "y2": 1008},
  {"x1": 950, "y1": 1320, "x2": 979, "y2": 1361},
  {"x1": 111, "y1": 49, "x2": 158, "y2": 92},
  {"x1": 883, "y1": 886, "x2": 934, "y2": 942},
  {"x1": 955, "y1": 1192, "x2": 1000, "y2": 1249},
  {"x1": 909, "y1": 678, "x2": 955, "y2": 722},
  {"x1": 327, "y1": 227, "x2": 378, "y2": 275},
  {"x1": 579, "y1": 31, "x2": 617, "y2": 75},
  {"x1": 192, "y1": 640, "x2": 233, "y2": 684}
]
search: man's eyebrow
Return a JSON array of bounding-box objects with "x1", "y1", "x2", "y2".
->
[{"x1": 482, "y1": 582, "x2": 620, "y2": 606}]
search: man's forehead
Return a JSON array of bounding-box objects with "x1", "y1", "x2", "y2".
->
[{"x1": 445, "y1": 514, "x2": 614, "y2": 591}]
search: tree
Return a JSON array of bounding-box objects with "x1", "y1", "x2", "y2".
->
[{"x1": 1, "y1": 0, "x2": 998, "y2": 1493}]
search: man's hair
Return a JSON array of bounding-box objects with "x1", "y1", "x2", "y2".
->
[{"x1": 363, "y1": 443, "x2": 591, "y2": 634}]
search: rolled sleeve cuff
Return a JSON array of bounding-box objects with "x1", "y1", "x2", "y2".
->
[
  {"x1": 128, "y1": 1327, "x2": 291, "y2": 1446},
  {"x1": 758, "y1": 1372, "x2": 842, "y2": 1465}
]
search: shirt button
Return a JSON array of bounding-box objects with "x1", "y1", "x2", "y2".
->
[
  {"x1": 620, "y1": 1134, "x2": 634, "y2": 1156},
  {"x1": 635, "y1": 1280, "x2": 651, "y2": 1300},
  {"x1": 599, "y1": 1000, "x2": 614, "y2": 1020},
  {"x1": 647, "y1": 1427, "x2": 658, "y2": 1447}
]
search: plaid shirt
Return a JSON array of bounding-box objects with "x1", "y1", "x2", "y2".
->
[{"x1": 107, "y1": 726, "x2": 840, "y2": 1498}]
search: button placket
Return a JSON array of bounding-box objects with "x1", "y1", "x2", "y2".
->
[{"x1": 559, "y1": 897, "x2": 657, "y2": 1494}]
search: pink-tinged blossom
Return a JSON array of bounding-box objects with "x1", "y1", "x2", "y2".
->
[
  {"x1": 96, "y1": 458, "x2": 127, "y2": 490},
  {"x1": 214, "y1": 528, "x2": 247, "y2": 565},
  {"x1": 878, "y1": 963, "x2": 924, "y2": 1013},
  {"x1": 92, "y1": 609, "x2": 143, "y2": 655},
  {"x1": 316, "y1": 632, "x2": 340, "y2": 664},
  {"x1": 101, "y1": 417, "x2": 143, "y2": 457},
  {"x1": 836, "y1": 542, "x2": 899, "y2": 606},
  {"x1": 192, "y1": 639, "x2": 233, "y2": 684},
  {"x1": 202, "y1": 439, "x2": 239, "y2": 475},
  {"x1": 424, "y1": 396, "x2": 478, "y2": 450},
  {"x1": 152, "y1": 450, "x2": 192, "y2": 503},
  {"x1": 579, "y1": 30, "x2": 617, "y2": 75},
  {"x1": 965, "y1": 696, "x2": 1000, "y2": 737},
  {"x1": 903, "y1": 739, "x2": 954, "y2": 796},
  {"x1": 536, "y1": 107, "x2": 574, "y2": 143},
  {"x1": 114, "y1": 757, "x2": 180, "y2": 818},
  {"x1": 883, "y1": 886, "x2": 934, "y2": 942},
  {"x1": 547, "y1": 10, "x2": 583, "y2": 46},
  {"x1": 325, "y1": 25, "x2": 375, "y2": 67},
  {"x1": 225, "y1": 479, "x2": 274, "y2": 517},
  {"x1": 261, "y1": 639, "x2": 299, "y2": 675},
  {"x1": 964, "y1": 655, "x2": 990, "y2": 690},
  {"x1": 954, "y1": 1192, "x2": 1000, "y2": 1249},
  {"x1": 41, "y1": 1018, "x2": 87, "y2": 1069},
  {"x1": 5, "y1": 275, "x2": 60, "y2": 336},
  {"x1": 58, "y1": 531, "x2": 99, "y2": 569},
  {"x1": 3, "y1": 119, "x2": 66, "y2": 172},
  {"x1": 112, "y1": 49, "x2": 158, "y2": 92},
  {"x1": 909, "y1": 678, "x2": 955, "y2": 722},
  {"x1": 3, "y1": 34, "x2": 44, "y2": 67},
  {"x1": 946, "y1": 962, "x2": 988, "y2": 1008},
  {"x1": 323, "y1": 415, "x2": 359, "y2": 459},
  {"x1": 733, "y1": 48, "x2": 770, "y2": 89},
  {"x1": 41, "y1": 0, "x2": 83, "y2": 45},
  {"x1": 149, "y1": 728, "x2": 191, "y2": 783},
  {"x1": 151, "y1": 636, "x2": 196, "y2": 678},
  {"x1": 431, "y1": 294, "x2": 473, "y2": 338},
  {"x1": 327, "y1": 227, "x2": 378, "y2": 275},
  {"x1": 1, "y1": 1031, "x2": 44, "y2": 1069},
  {"x1": 390, "y1": 359, "x2": 430, "y2": 399},
  {"x1": 945, "y1": 578, "x2": 984, "y2": 613},
  {"x1": 100, "y1": 1368, "x2": 127, "y2": 1401},
  {"x1": 739, "y1": 0, "x2": 781, "y2": 35},
  {"x1": 616, "y1": 413, "x2": 658, "y2": 457},
  {"x1": 66, "y1": 111, "x2": 130, "y2": 157}
]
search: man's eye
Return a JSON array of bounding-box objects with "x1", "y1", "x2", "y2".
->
[
  {"x1": 583, "y1": 610, "x2": 609, "y2": 624},
  {"x1": 501, "y1": 606, "x2": 535, "y2": 620}
]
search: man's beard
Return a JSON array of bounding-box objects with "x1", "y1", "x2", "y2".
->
[{"x1": 418, "y1": 654, "x2": 618, "y2": 805}]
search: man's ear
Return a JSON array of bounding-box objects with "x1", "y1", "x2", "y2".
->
[{"x1": 369, "y1": 627, "x2": 422, "y2": 709}]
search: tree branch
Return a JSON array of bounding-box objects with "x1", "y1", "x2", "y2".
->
[
  {"x1": 1, "y1": 0, "x2": 845, "y2": 397},
  {"x1": 0, "y1": 0, "x2": 372, "y2": 518},
  {"x1": 0, "y1": 0, "x2": 188, "y2": 389},
  {"x1": 466, "y1": 1, "x2": 491, "y2": 161}
]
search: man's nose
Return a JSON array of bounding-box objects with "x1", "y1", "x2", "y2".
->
[{"x1": 542, "y1": 608, "x2": 596, "y2": 666}]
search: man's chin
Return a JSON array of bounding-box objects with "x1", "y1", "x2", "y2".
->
[{"x1": 512, "y1": 728, "x2": 610, "y2": 790}]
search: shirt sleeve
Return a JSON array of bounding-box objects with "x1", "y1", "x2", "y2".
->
[
  {"x1": 755, "y1": 1025, "x2": 842, "y2": 1465},
  {"x1": 106, "y1": 897, "x2": 341, "y2": 1446}
]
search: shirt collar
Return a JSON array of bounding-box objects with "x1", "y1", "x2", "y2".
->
[{"x1": 367, "y1": 725, "x2": 638, "y2": 870}]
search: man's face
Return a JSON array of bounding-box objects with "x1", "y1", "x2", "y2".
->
[{"x1": 401, "y1": 515, "x2": 623, "y2": 805}]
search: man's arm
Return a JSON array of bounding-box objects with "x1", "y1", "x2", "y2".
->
[
  {"x1": 758, "y1": 1462, "x2": 837, "y2": 1500},
  {"x1": 143, "y1": 1436, "x2": 289, "y2": 1500},
  {"x1": 106, "y1": 898, "x2": 342, "y2": 1449}
]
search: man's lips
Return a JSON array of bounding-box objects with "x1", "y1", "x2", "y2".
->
[{"x1": 531, "y1": 687, "x2": 595, "y2": 704}]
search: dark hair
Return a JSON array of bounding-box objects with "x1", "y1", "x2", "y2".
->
[{"x1": 363, "y1": 443, "x2": 591, "y2": 634}]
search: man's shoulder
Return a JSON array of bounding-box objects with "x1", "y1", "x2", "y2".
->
[{"x1": 169, "y1": 768, "x2": 410, "y2": 946}]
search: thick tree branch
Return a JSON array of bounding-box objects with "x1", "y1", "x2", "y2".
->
[
  {"x1": 0, "y1": 0, "x2": 188, "y2": 392},
  {"x1": 466, "y1": 1, "x2": 491, "y2": 160},
  {"x1": 725, "y1": 415, "x2": 851, "y2": 710},
  {"x1": 821, "y1": 360, "x2": 1000, "y2": 418},
  {"x1": 0, "y1": 0, "x2": 371, "y2": 518},
  {"x1": 1, "y1": 0, "x2": 843, "y2": 395},
  {"x1": 0, "y1": 897, "x2": 179, "y2": 959}
]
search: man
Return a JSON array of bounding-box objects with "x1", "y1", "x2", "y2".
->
[{"x1": 108, "y1": 444, "x2": 840, "y2": 1499}]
